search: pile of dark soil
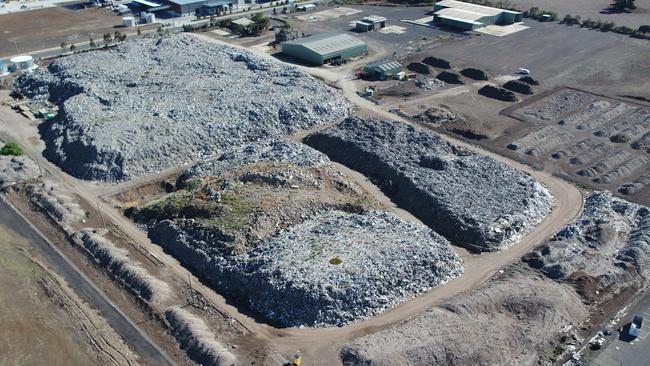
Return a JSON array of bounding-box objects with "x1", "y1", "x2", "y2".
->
[
  {"x1": 460, "y1": 68, "x2": 488, "y2": 80},
  {"x1": 478, "y1": 85, "x2": 518, "y2": 102},
  {"x1": 436, "y1": 71, "x2": 463, "y2": 84},
  {"x1": 407, "y1": 62, "x2": 430, "y2": 74},
  {"x1": 503, "y1": 80, "x2": 533, "y2": 95},
  {"x1": 422, "y1": 57, "x2": 451, "y2": 69}
]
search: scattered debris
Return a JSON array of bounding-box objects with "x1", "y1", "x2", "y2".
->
[
  {"x1": 0, "y1": 155, "x2": 39, "y2": 187},
  {"x1": 75, "y1": 229, "x2": 171, "y2": 304},
  {"x1": 165, "y1": 307, "x2": 237, "y2": 366}
]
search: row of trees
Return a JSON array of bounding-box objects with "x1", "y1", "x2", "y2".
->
[
  {"x1": 562, "y1": 14, "x2": 650, "y2": 37},
  {"x1": 61, "y1": 30, "x2": 133, "y2": 54}
]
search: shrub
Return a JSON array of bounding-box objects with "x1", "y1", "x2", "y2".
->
[{"x1": 0, "y1": 142, "x2": 23, "y2": 156}]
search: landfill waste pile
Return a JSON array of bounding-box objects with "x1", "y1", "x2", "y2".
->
[
  {"x1": 74, "y1": 229, "x2": 171, "y2": 304},
  {"x1": 414, "y1": 78, "x2": 444, "y2": 91},
  {"x1": 14, "y1": 34, "x2": 349, "y2": 181},
  {"x1": 151, "y1": 210, "x2": 463, "y2": 327},
  {"x1": 415, "y1": 105, "x2": 463, "y2": 125},
  {"x1": 305, "y1": 117, "x2": 553, "y2": 252},
  {"x1": 165, "y1": 307, "x2": 237, "y2": 366},
  {"x1": 341, "y1": 264, "x2": 588, "y2": 366},
  {"x1": 128, "y1": 140, "x2": 462, "y2": 327},
  {"x1": 26, "y1": 180, "x2": 86, "y2": 231},
  {"x1": 177, "y1": 140, "x2": 330, "y2": 187},
  {"x1": 523, "y1": 191, "x2": 650, "y2": 305},
  {"x1": 0, "y1": 155, "x2": 39, "y2": 187}
]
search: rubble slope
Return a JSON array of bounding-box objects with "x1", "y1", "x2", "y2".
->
[
  {"x1": 305, "y1": 117, "x2": 553, "y2": 252},
  {"x1": 15, "y1": 34, "x2": 349, "y2": 181}
]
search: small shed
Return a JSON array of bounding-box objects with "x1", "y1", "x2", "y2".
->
[
  {"x1": 356, "y1": 15, "x2": 387, "y2": 32},
  {"x1": 231, "y1": 17, "x2": 255, "y2": 27},
  {"x1": 364, "y1": 60, "x2": 402, "y2": 80}
]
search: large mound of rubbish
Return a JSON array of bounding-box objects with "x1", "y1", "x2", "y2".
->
[
  {"x1": 15, "y1": 34, "x2": 349, "y2": 181},
  {"x1": 305, "y1": 117, "x2": 553, "y2": 252}
]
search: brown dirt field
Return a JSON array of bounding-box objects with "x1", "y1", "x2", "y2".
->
[
  {"x1": 508, "y1": 0, "x2": 650, "y2": 28},
  {"x1": 0, "y1": 6, "x2": 123, "y2": 57},
  {"x1": 0, "y1": 223, "x2": 139, "y2": 366}
]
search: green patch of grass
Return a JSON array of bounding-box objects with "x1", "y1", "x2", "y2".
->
[
  {"x1": 199, "y1": 191, "x2": 257, "y2": 232},
  {"x1": 329, "y1": 256, "x2": 343, "y2": 265},
  {"x1": 0, "y1": 142, "x2": 23, "y2": 156},
  {"x1": 130, "y1": 191, "x2": 194, "y2": 222}
]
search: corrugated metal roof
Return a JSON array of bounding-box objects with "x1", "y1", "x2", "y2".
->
[
  {"x1": 132, "y1": 0, "x2": 162, "y2": 7},
  {"x1": 166, "y1": 0, "x2": 206, "y2": 5},
  {"x1": 284, "y1": 33, "x2": 366, "y2": 56},
  {"x1": 231, "y1": 17, "x2": 254, "y2": 26},
  {"x1": 436, "y1": 0, "x2": 510, "y2": 16},
  {"x1": 367, "y1": 60, "x2": 402, "y2": 73},
  {"x1": 435, "y1": 7, "x2": 486, "y2": 22}
]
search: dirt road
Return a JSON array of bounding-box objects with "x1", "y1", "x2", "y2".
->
[{"x1": 0, "y1": 35, "x2": 584, "y2": 365}]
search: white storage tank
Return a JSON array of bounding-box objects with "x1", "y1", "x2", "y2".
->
[
  {"x1": 123, "y1": 16, "x2": 136, "y2": 27},
  {"x1": 10, "y1": 55, "x2": 37, "y2": 71},
  {"x1": 0, "y1": 60, "x2": 8, "y2": 76},
  {"x1": 144, "y1": 12, "x2": 156, "y2": 24}
]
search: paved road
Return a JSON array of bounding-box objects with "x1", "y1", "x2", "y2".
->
[
  {"x1": 591, "y1": 290, "x2": 650, "y2": 366},
  {"x1": 0, "y1": 195, "x2": 176, "y2": 366}
]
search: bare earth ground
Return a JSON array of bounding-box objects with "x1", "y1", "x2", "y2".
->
[
  {"x1": 0, "y1": 223, "x2": 139, "y2": 366},
  {"x1": 0, "y1": 6, "x2": 124, "y2": 57},
  {"x1": 508, "y1": 0, "x2": 650, "y2": 28}
]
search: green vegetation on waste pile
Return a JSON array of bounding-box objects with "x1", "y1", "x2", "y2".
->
[
  {"x1": 0, "y1": 142, "x2": 24, "y2": 156},
  {"x1": 128, "y1": 188, "x2": 257, "y2": 233},
  {"x1": 198, "y1": 191, "x2": 257, "y2": 232}
]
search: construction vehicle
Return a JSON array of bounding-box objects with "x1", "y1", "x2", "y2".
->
[{"x1": 284, "y1": 355, "x2": 301, "y2": 366}]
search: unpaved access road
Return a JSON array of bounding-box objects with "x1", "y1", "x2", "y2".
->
[
  {"x1": 1, "y1": 34, "x2": 584, "y2": 365},
  {"x1": 0, "y1": 195, "x2": 175, "y2": 366}
]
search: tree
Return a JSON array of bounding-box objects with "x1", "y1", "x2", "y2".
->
[
  {"x1": 639, "y1": 25, "x2": 650, "y2": 33},
  {"x1": 60, "y1": 41, "x2": 68, "y2": 50},
  {"x1": 69, "y1": 44, "x2": 76, "y2": 52},
  {"x1": 114, "y1": 31, "x2": 122, "y2": 42},
  {"x1": 137, "y1": 27, "x2": 142, "y2": 36},
  {"x1": 103, "y1": 33, "x2": 112, "y2": 47},
  {"x1": 0, "y1": 142, "x2": 23, "y2": 156},
  {"x1": 89, "y1": 37, "x2": 96, "y2": 48}
]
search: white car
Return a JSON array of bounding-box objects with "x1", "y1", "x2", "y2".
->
[{"x1": 518, "y1": 68, "x2": 530, "y2": 75}]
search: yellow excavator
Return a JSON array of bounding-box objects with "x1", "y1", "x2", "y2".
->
[{"x1": 290, "y1": 355, "x2": 302, "y2": 366}]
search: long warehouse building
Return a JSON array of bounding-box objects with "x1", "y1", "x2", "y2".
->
[
  {"x1": 433, "y1": 0, "x2": 522, "y2": 30},
  {"x1": 282, "y1": 33, "x2": 368, "y2": 66}
]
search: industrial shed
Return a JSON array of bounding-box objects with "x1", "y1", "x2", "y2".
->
[
  {"x1": 433, "y1": 0, "x2": 522, "y2": 30},
  {"x1": 282, "y1": 33, "x2": 368, "y2": 66},
  {"x1": 364, "y1": 60, "x2": 402, "y2": 80}
]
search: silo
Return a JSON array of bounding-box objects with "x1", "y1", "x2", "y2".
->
[
  {"x1": 10, "y1": 55, "x2": 36, "y2": 71},
  {"x1": 0, "y1": 60, "x2": 8, "y2": 76},
  {"x1": 123, "y1": 16, "x2": 136, "y2": 27}
]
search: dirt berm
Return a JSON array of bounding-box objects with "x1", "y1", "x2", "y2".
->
[{"x1": 304, "y1": 117, "x2": 553, "y2": 252}]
